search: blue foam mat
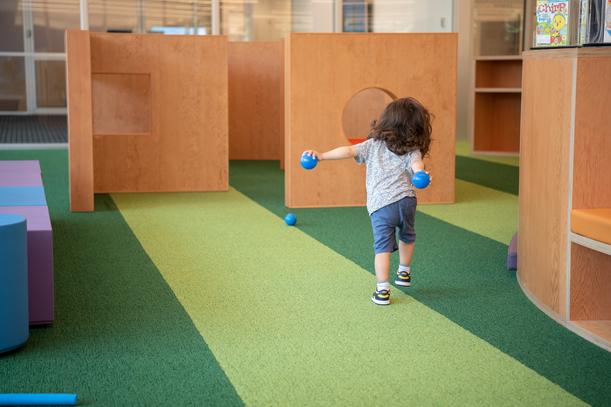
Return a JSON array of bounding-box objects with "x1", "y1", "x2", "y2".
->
[{"x1": 0, "y1": 186, "x2": 47, "y2": 206}]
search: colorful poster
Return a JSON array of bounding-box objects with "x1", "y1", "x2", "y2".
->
[{"x1": 535, "y1": 0, "x2": 571, "y2": 46}]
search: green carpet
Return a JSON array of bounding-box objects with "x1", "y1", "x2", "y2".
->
[
  {"x1": 0, "y1": 150, "x2": 243, "y2": 406},
  {"x1": 418, "y1": 179, "x2": 517, "y2": 244},
  {"x1": 1, "y1": 151, "x2": 610, "y2": 406},
  {"x1": 456, "y1": 156, "x2": 519, "y2": 196},
  {"x1": 229, "y1": 160, "x2": 611, "y2": 407},
  {"x1": 456, "y1": 139, "x2": 519, "y2": 167},
  {"x1": 112, "y1": 189, "x2": 583, "y2": 406}
]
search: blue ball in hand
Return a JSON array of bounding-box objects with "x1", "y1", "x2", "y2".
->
[
  {"x1": 300, "y1": 153, "x2": 318, "y2": 170},
  {"x1": 412, "y1": 171, "x2": 430, "y2": 189},
  {"x1": 284, "y1": 213, "x2": 297, "y2": 226}
]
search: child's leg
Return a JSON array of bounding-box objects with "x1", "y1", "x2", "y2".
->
[
  {"x1": 398, "y1": 240, "x2": 415, "y2": 268},
  {"x1": 374, "y1": 252, "x2": 391, "y2": 283},
  {"x1": 372, "y1": 251, "x2": 392, "y2": 305}
]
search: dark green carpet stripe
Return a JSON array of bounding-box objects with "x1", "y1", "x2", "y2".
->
[
  {"x1": 456, "y1": 155, "x2": 519, "y2": 195},
  {"x1": 0, "y1": 150, "x2": 243, "y2": 406},
  {"x1": 229, "y1": 160, "x2": 611, "y2": 407}
]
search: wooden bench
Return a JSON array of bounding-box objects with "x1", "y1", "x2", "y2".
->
[{"x1": 571, "y1": 208, "x2": 611, "y2": 246}]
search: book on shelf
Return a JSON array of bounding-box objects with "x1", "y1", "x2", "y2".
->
[
  {"x1": 535, "y1": 0, "x2": 580, "y2": 46},
  {"x1": 582, "y1": 0, "x2": 611, "y2": 44}
]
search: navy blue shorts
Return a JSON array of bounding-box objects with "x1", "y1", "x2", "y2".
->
[{"x1": 370, "y1": 196, "x2": 417, "y2": 254}]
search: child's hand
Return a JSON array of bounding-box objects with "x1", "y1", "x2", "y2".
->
[{"x1": 303, "y1": 150, "x2": 321, "y2": 160}]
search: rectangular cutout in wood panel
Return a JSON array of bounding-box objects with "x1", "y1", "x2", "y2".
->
[{"x1": 92, "y1": 73, "x2": 151, "y2": 136}]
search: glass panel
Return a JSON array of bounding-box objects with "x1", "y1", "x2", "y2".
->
[
  {"x1": 343, "y1": 0, "x2": 453, "y2": 33},
  {"x1": 0, "y1": 57, "x2": 26, "y2": 111},
  {"x1": 35, "y1": 60, "x2": 66, "y2": 108},
  {"x1": 0, "y1": 0, "x2": 24, "y2": 52},
  {"x1": 32, "y1": 0, "x2": 81, "y2": 52},
  {"x1": 292, "y1": 0, "x2": 334, "y2": 32},
  {"x1": 89, "y1": 0, "x2": 140, "y2": 33},
  {"x1": 221, "y1": 0, "x2": 291, "y2": 41},
  {"x1": 472, "y1": 0, "x2": 524, "y2": 56},
  {"x1": 146, "y1": 0, "x2": 212, "y2": 35}
]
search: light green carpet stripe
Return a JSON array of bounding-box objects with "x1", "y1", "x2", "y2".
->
[
  {"x1": 418, "y1": 179, "x2": 518, "y2": 244},
  {"x1": 456, "y1": 139, "x2": 519, "y2": 167},
  {"x1": 112, "y1": 189, "x2": 583, "y2": 406}
]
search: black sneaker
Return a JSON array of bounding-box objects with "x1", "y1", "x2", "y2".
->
[
  {"x1": 395, "y1": 271, "x2": 411, "y2": 287},
  {"x1": 371, "y1": 288, "x2": 391, "y2": 305}
]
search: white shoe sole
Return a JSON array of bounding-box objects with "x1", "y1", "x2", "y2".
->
[
  {"x1": 394, "y1": 281, "x2": 411, "y2": 287},
  {"x1": 371, "y1": 297, "x2": 390, "y2": 305}
]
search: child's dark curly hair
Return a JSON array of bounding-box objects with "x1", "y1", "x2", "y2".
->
[{"x1": 368, "y1": 97, "x2": 432, "y2": 157}]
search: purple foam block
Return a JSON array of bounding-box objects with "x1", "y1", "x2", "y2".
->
[
  {"x1": 0, "y1": 160, "x2": 41, "y2": 173},
  {"x1": 0, "y1": 206, "x2": 54, "y2": 324},
  {"x1": 0, "y1": 160, "x2": 43, "y2": 186},
  {"x1": 0, "y1": 172, "x2": 43, "y2": 187},
  {"x1": 507, "y1": 233, "x2": 517, "y2": 271}
]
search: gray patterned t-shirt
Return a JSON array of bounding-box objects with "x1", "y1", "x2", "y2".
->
[{"x1": 354, "y1": 138, "x2": 421, "y2": 215}]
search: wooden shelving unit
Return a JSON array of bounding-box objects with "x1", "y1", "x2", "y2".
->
[
  {"x1": 472, "y1": 56, "x2": 522, "y2": 154},
  {"x1": 519, "y1": 48, "x2": 611, "y2": 352}
]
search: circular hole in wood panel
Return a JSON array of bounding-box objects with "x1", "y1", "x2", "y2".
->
[{"x1": 342, "y1": 88, "x2": 395, "y2": 145}]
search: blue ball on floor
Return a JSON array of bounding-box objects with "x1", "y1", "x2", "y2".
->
[
  {"x1": 284, "y1": 213, "x2": 297, "y2": 226},
  {"x1": 300, "y1": 153, "x2": 318, "y2": 170},
  {"x1": 412, "y1": 171, "x2": 430, "y2": 189}
]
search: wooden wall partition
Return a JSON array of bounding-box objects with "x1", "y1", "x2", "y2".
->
[
  {"x1": 284, "y1": 33, "x2": 457, "y2": 208},
  {"x1": 66, "y1": 31, "x2": 228, "y2": 211},
  {"x1": 518, "y1": 51, "x2": 574, "y2": 318},
  {"x1": 228, "y1": 41, "x2": 284, "y2": 161},
  {"x1": 66, "y1": 30, "x2": 94, "y2": 212}
]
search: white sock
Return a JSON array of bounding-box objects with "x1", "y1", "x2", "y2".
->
[
  {"x1": 398, "y1": 264, "x2": 411, "y2": 273},
  {"x1": 376, "y1": 281, "x2": 391, "y2": 291}
]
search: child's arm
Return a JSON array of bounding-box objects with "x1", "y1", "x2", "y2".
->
[
  {"x1": 304, "y1": 146, "x2": 357, "y2": 161},
  {"x1": 410, "y1": 157, "x2": 425, "y2": 173}
]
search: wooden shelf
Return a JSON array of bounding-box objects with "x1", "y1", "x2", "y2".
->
[
  {"x1": 474, "y1": 92, "x2": 521, "y2": 153},
  {"x1": 571, "y1": 232, "x2": 611, "y2": 256},
  {"x1": 475, "y1": 58, "x2": 522, "y2": 88},
  {"x1": 475, "y1": 55, "x2": 523, "y2": 61},
  {"x1": 519, "y1": 48, "x2": 611, "y2": 352},
  {"x1": 472, "y1": 57, "x2": 522, "y2": 154},
  {"x1": 475, "y1": 87, "x2": 522, "y2": 93}
]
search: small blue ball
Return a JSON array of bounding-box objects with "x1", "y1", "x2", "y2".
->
[
  {"x1": 412, "y1": 171, "x2": 430, "y2": 189},
  {"x1": 300, "y1": 153, "x2": 318, "y2": 170},
  {"x1": 284, "y1": 213, "x2": 297, "y2": 226}
]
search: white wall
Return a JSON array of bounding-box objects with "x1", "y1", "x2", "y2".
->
[{"x1": 371, "y1": 0, "x2": 453, "y2": 32}]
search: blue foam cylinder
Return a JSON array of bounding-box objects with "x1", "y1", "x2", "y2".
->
[
  {"x1": 0, "y1": 214, "x2": 29, "y2": 354},
  {"x1": 0, "y1": 394, "x2": 78, "y2": 405}
]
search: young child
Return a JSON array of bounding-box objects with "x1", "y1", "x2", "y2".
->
[{"x1": 304, "y1": 97, "x2": 432, "y2": 305}]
